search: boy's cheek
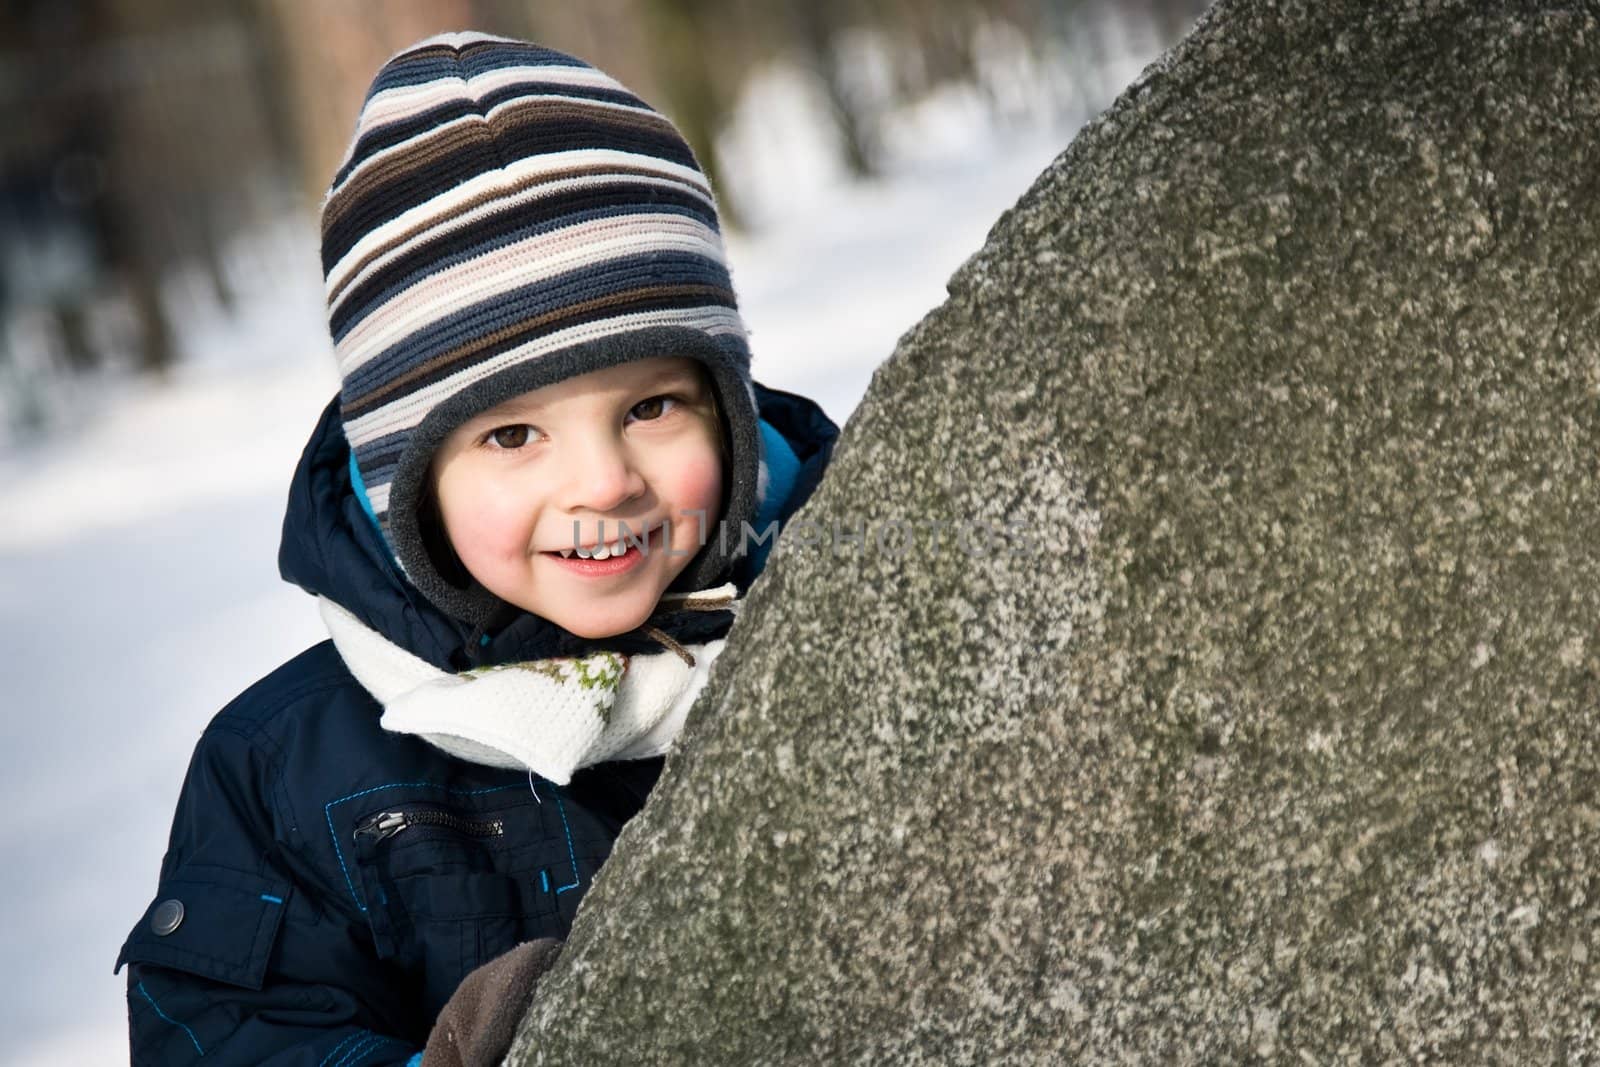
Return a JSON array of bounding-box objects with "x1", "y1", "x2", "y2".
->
[
  {"x1": 670, "y1": 452, "x2": 726, "y2": 515},
  {"x1": 449, "y1": 509, "x2": 528, "y2": 567}
]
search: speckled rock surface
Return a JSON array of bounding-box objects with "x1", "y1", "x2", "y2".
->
[{"x1": 510, "y1": 1, "x2": 1600, "y2": 1062}]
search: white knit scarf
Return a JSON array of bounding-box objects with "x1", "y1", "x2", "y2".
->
[{"x1": 318, "y1": 587, "x2": 735, "y2": 785}]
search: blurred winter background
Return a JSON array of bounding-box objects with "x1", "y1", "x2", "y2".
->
[{"x1": 0, "y1": 1, "x2": 1205, "y2": 1062}]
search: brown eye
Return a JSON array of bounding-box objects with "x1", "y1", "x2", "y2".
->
[
  {"x1": 488, "y1": 425, "x2": 530, "y2": 449},
  {"x1": 628, "y1": 396, "x2": 674, "y2": 422}
]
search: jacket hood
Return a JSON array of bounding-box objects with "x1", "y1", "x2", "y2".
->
[{"x1": 279, "y1": 381, "x2": 838, "y2": 673}]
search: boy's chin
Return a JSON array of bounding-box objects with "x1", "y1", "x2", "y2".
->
[
  {"x1": 561, "y1": 618, "x2": 644, "y2": 641},
  {"x1": 542, "y1": 599, "x2": 657, "y2": 641}
]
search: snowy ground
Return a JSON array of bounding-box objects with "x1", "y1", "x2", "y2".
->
[{"x1": 0, "y1": 16, "x2": 1169, "y2": 1063}]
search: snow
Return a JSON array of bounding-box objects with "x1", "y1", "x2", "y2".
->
[{"x1": 0, "y1": 10, "x2": 1170, "y2": 1062}]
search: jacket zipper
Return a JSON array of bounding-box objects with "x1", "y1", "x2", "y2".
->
[{"x1": 352, "y1": 809, "x2": 505, "y2": 844}]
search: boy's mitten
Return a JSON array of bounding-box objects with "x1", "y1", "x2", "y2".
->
[{"x1": 423, "y1": 938, "x2": 563, "y2": 1067}]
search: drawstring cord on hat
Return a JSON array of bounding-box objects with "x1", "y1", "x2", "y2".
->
[
  {"x1": 637, "y1": 624, "x2": 694, "y2": 667},
  {"x1": 636, "y1": 584, "x2": 741, "y2": 668}
]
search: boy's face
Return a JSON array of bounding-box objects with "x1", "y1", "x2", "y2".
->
[{"x1": 430, "y1": 356, "x2": 725, "y2": 639}]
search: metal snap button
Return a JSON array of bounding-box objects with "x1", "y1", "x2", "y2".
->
[{"x1": 151, "y1": 899, "x2": 185, "y2": 936}]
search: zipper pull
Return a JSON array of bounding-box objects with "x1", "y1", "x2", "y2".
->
[{"x1": 353, "y1": 811, "x2": 410, "y2": 843}]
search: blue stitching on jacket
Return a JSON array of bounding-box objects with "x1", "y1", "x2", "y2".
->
[
  {"x1": 539, "y1": 783, "x2": 582, "y2": 894},
  {"x1": 334, "y1": 1032, "x2": 408, "y2": 1067},
  {"x1": 136, "y1": 980, "x2": 205, "y2": 1057},
  {"x1": 324, "y1": 781, "x2": 524, "y2": 911},
  {"x1": 540, "y1": 869, "x2": 550, "y2": 893},
  {"x1": 364, "y1": 1036, "x2": 413, "y2": 1065},
  {"x1": 326, "y1": 1031, "x2": 406, "y2": 1067},
  {"x1": 260, "y1": 893, "x2": 284, "y2": 904},
  {"x1": 330, "y1": 1032, "x2": 382, "y2": 1067},
  {"x1": 317, "y1": 1032, "x2": 363, "y2": 1067}
]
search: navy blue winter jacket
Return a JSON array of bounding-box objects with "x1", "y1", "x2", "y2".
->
[{"x1": 116, "y1": 382, "x2": 837, "y2": 1065}]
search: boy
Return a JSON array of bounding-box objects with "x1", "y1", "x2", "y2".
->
[{"x1": 116, "y1": 32, "x2": 837, "y2": 1066}]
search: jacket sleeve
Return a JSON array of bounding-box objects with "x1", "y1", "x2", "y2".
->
[{"x1": 118, "y1": 721, "x2": 422, "y2": 1066}]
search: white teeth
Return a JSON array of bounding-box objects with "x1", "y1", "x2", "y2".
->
[{"x1": 562, "y1": 534, "x2": 639, "y2": 561}]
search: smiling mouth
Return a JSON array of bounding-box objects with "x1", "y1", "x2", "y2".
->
[{"x1": 545, "y1": 523, "x2": 660, "y2": 560}]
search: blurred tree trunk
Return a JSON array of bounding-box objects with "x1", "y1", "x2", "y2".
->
[
  {"x1": 259, "y1": 0, "x2": 489, "y2": 204},
  {"x1": 122, "y1": 267, "x2": 175, "y2": 375},
  {"x1": 790, "y1": 0, "x2": 876, "y2": 179},
  {"x1": 50, "y1": 300, "x2": 96, "y2": 372},
  {"x1": 193, "y1": 208, "x2": 236, "y2": 315},
  {"x1": 638, "y1": 0, "x2": 746, "y2": 229}
]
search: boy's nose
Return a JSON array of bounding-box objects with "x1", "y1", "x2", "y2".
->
[{"x1": 561, "y1": 440, "x2": 646, "y2": 514}]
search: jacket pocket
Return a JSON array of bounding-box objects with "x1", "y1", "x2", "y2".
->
[{"x1": 347, "y1": 800, "x2": 561, "y2": 1016}]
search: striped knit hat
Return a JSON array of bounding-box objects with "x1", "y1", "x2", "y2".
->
[{"x1": 322, "y1": 32, "x2": 761, "y2": 626}]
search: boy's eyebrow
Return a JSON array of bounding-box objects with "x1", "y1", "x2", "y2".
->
[
  {"x1": 465, "y1": 362, "x2": 706, "y2": 424},
  {"x1": 630, "y1": 360, "x2": 705, "y2": 389},
  {"x1": 466, "y1": 395, "x2": 544, "y2": 423}
]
